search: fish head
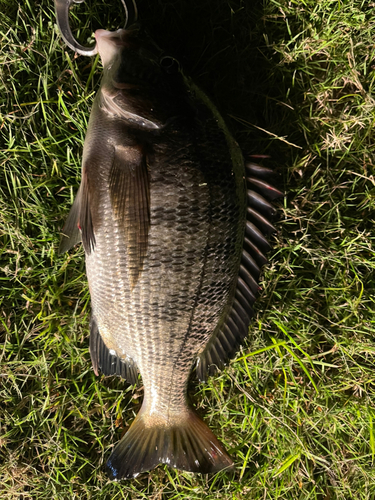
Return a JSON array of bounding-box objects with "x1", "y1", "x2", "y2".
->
[{"x1": 95, "y1": 27, "x2": 189, "y2": 129}]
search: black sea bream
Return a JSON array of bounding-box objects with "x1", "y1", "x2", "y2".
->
[{"x1": 60, "y1": 26, "x2": 282, "y2": 480}]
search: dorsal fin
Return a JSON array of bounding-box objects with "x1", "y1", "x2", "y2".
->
[{"x1": 196, "y1": 162, "x2": 283, "y2": 382}]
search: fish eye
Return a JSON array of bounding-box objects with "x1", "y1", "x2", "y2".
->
[{"x1": 160, "y1": 56, "x2": 180, "y2": 74}]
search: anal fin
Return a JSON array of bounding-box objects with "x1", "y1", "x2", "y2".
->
[{"x1": 89, "y1": 315, "x2": 138, "y2": 385}]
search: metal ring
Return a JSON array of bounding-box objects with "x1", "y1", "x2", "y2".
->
[
  {"x1": 121, "y1": 0, "x2": 138, "y2": 29},
  {"x1": 55, "y1": 0, "x2": 138, "y2": 56}
]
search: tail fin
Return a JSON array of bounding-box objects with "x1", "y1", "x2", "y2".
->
[{"x1": 106, "y1": 407, "x2": 234, "y2": 480}]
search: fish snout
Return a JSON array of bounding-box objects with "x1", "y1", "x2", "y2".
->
[{"x1": 95, "y1": 29, "x2": 128, "y2": 67}]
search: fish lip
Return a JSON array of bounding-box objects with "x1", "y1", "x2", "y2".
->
[{"x1": 95, "y1": 27, "x2": 139, "y2": 42}]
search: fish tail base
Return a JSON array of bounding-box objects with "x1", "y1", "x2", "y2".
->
[{"x1": 106, "y1": 407, "x2": 234, "y2": 480}]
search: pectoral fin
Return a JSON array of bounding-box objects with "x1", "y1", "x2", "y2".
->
[
  {"x1": 59, "y1": 186, "x2": 82, "y2": 254},
  {"x1": 109, "y1": 145, "x2": 150, "y2": 288},
  {"x1": 59, "y1": 171, "x2": 96, "y2": 254}
]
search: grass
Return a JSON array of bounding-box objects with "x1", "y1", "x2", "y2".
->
[{"x1": 1, "y1": 0, "x2": 375, "y2": 498}]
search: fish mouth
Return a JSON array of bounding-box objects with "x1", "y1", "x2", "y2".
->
[
  {"x1": 95, "y1": 27, "x2": 140, "y2": 50},
  {"x1": 95, "y1": 28, "x2": 128, "y2": 43},
  {"x1": 95, "y1": 28, "x2": 131, "y2": 68}
]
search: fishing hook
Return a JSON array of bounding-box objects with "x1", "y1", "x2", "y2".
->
[{"x1": 54, "y1": 0, "x2": 138, "y2": 56}]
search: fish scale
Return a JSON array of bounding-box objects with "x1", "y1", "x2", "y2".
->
[
  {"x1": 59, "y1": 25, "x2": 282, "y2": 479},
  {"x1": 88, "y1": 126, "x2": 241, "y2": 405}
]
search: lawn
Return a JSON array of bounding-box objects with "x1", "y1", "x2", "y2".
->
[{"x1": 1, "y1": 0, "x2": 375, "y2": 498}]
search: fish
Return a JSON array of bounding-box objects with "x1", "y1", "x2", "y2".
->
[{"x1": 59, "y1": 25, "x2": 282, "y2": 480}]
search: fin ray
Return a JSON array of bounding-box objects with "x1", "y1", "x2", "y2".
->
[
  {"x1": 241, "y1": 248, "x2": 261, "y2": 279},
  {"x1": 247, "y1": 189, "x2": 276, "y2": 217},
  {"x1": 247, "y1": 176, "x2": 283, "y2": 200},
  {"x1": 245, "y1": 162, "x2": 275, "y2": 179},
  {"x1": 247, "y1": 207, "x2": 277, "y2": 235},
  {"x1": 246, "y1": 221, "x2": 271, "y2": 251},
  {"x1": 60, "y1": 168, "x2": 98, "y2": 255},
  {"x1": 244, "y1": 237, "x2": 268, "y2": 267}
]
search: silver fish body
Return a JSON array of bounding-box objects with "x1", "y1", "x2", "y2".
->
[{"x1": 60, "y1": 27, "x2": 281, "y2": 479}]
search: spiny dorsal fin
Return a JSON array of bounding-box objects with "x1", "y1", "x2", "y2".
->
[
  {"x1": 196, "y1": 161, "x2": 283, "y2": 382},
  {"x1": 108, "y1": 145, "x2": 150, "y2": 289}
]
